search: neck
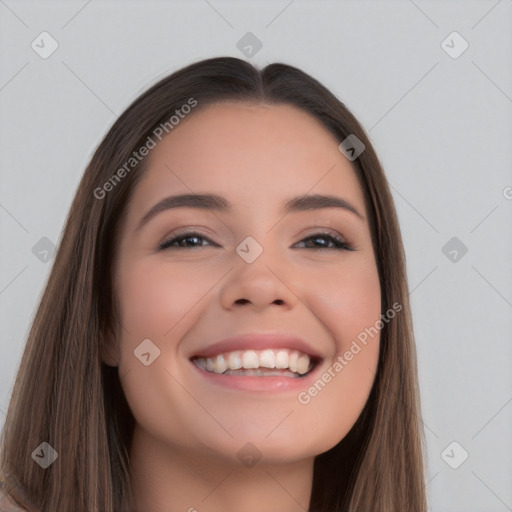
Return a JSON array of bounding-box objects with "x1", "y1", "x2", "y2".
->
[{"x1": 129, "y1": 425, "x2": 314, "y2": 512}]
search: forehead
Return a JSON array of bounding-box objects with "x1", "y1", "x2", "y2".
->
[{"x1": 128, "y1": 102, "x2": 366, "y2": 218}]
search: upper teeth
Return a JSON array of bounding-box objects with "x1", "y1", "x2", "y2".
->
[{"x1": 194, "y1": 349, "x2": 312, "y2": 375}]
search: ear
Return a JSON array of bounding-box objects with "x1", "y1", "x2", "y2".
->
[{"x1": 99, "y1": 331, "x2": 120, "y2": 367}]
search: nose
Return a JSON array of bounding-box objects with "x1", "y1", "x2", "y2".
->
[{"x1": 219, "y1": 247, "x2": 299, "y2": 312}]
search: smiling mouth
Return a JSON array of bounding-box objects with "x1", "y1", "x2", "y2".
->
[{"x1": 191, "y1": 348, "x2": 320, "y2": 378}]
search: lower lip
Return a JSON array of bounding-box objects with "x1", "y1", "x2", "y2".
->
[{"x1": 190, "y1": 359, "x2": 322, "y2": 392}]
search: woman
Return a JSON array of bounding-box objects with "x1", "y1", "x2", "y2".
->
[{"x1": 0, "y1": 56, "x2": 427, "y2": 511}]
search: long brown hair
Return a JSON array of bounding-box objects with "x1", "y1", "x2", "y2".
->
[{"x1": 0, "y1": 56, "x2": 427, "y2": 511}]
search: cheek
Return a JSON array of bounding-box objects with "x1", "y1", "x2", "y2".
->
[
  {"x1": 307, "y1": 255, "x2": 382, "y2": 348},
  {"x1": 114, "y1": 259, "x2": 213, "y2": 398},
  {"x1": 292, "y1": 257, "x2": 381, "y2": 452},
  {"x1": 114, "y1": 259, "x2": 229, "y2": 450},
  {"x1": 116, "y1": 259, "x2": 213, "y2": 339}
]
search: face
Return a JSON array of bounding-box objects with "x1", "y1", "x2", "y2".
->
[{"x1": 107, "y1": 102, "x2": 381, "y2": 466}]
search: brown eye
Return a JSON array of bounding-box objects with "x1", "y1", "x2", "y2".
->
[
  {"x1": 295, "y1": 233, "x2": 353, "y2": 251},
  {"x1": 159, "y1": 232, "x2": 218, "y2": 250}
]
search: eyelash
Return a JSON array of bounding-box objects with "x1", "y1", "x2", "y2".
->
[{"x1": 158, "y1": 231, "x2": 354, "y2": 251}]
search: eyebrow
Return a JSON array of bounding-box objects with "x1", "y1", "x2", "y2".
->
[{"x1": 135, "y1": 192, "x2": 365, "y2": 232}]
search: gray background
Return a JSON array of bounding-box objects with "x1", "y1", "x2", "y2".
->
[{"x1": 1, "y1": 1, "x2": 511, "y2": 510}]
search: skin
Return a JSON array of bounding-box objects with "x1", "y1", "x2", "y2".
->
[{"x1": 102, "y1": 102, "x2": 381, "y2": 512}]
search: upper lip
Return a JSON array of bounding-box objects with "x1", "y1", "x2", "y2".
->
[{"x1": 190, "y1": 333, "x2": 323, "y2": 361}]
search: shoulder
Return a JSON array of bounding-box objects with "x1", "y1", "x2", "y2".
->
[{"x1": 0, "y1": 488, "x2": 28, "y2": 512}]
